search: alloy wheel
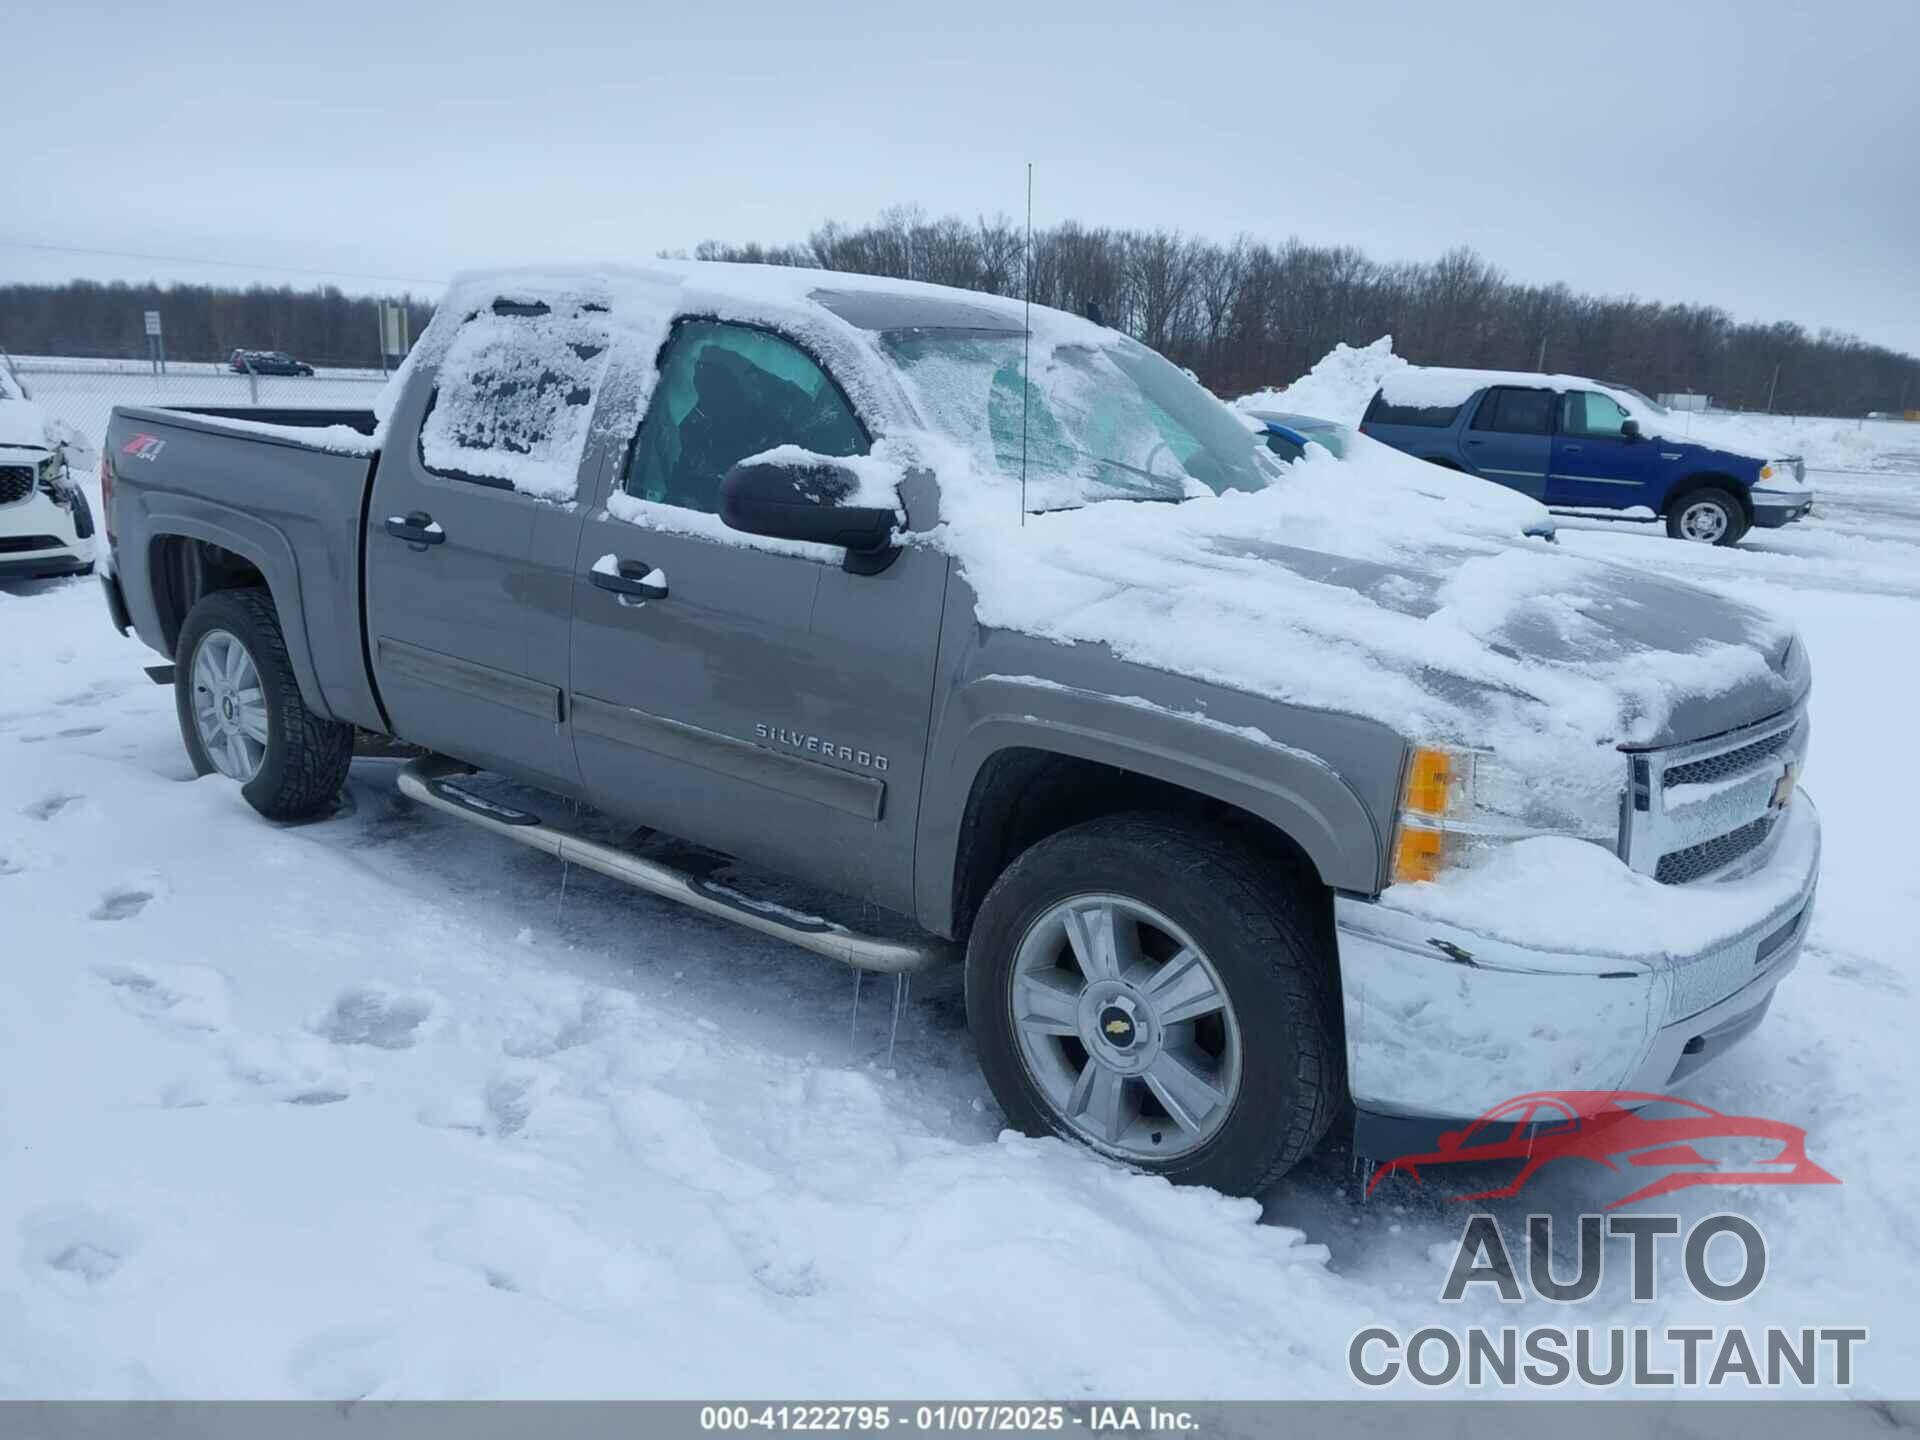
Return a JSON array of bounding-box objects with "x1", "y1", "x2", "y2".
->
[
  {"x1": 191, "y1": 629, "x2": 269, "y2": 782},
  {"x1": 1009, "y1": 893, "x2": 1242, "y2": 1161}
]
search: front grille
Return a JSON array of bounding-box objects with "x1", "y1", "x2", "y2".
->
[
  {"x1": 1622, "y1": 704, "x2": 1808, "y2": 886},
  {"x1": 0, "y1": 534, "x2": 63, "y2": 554},
  {"x1": 1665, "y1": 724, "x2": 1796, "y2": 788},
  {"x1": 0, "y1": 465, "x2": 33, "y2": 504},
  {"x1": 1656, "y1": 815, "x2": 1776, "y2": 884}
]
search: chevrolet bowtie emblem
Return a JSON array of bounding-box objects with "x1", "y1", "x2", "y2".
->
[{"x1": 1105, "y1": 1018, "x2": 1131, "y2": 1036}]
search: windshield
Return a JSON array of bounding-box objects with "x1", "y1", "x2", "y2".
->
[{"x1": 880, "y1": 328, "x2": 1280, "y2": 509}]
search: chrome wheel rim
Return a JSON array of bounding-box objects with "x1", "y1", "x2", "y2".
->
[
  {"x1": 191, "y1": 629, "x2": 268, "y2": 781},
  {"x1": 1010, "y1": 894, "x2": 1241, "y2": 1161},
  {"x1": 1680, "y1": 500, "x2": 1729, "y2": 543}
]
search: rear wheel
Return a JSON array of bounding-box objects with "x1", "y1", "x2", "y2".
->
[
  {"x1": 965, "y1": 815, "x2": 1341, "y2": 1195},
  {"x1": 175, "y1": 588, "x2": 353, "y2": 820},
  {"x1": 1667, "y1": 487, "x2": 1747, "y2": 545}
]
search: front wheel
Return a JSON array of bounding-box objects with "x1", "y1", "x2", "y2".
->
[
  {"x1": 965, "y1": 815, "x2": 1341, "y2": 1196},
  {"x1": 1667, "y1": 487, "x2": 1747, "y2": 545},
  {"x1": 175, "y1": 587, "x2": 353, "y2": 820}
]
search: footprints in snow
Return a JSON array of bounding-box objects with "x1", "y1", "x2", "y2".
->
[
  {"x1": 94, "y1": 960, "x2": 229, "y2": 1031},
  {"x1": 18, "y1": 725, "x2": 105, "y2": 745},
  {"x1": 23, "y1": 792, "x2": 81, "y2": 822},
  {"x1": 90, "y1": 888, "x2": 152, "y2": 921},
  {"x1": 21, "y1": 1206, "x2": 137, "y2": 1289},
  {"x1": 314, "y1": 986, "x2": 435, "y2": 1050}
]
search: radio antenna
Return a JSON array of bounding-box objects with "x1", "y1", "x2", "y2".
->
[{"x1": 1019, "y1": 161, "x2": 1032, "y2": 527}]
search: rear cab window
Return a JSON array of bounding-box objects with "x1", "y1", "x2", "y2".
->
[{"x1": 418, "y1": 296, "x2": 614, "y2": 496}]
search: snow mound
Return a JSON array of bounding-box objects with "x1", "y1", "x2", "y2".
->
[{"x1": 1234, "y1": 336, "x2": 1404, "y2": 426}]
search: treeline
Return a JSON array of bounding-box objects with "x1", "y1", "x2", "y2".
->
[
  {"x1": 0, "y1": 281, "x2": 437, "y2": 369},
  {"x1": 686, "y1": 205, "x2": 1919, "y2": 418}
]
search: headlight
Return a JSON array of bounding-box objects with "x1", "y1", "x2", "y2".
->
[{"x1": 1390, "y1": 744, "x2": 1618, "y2": 884}]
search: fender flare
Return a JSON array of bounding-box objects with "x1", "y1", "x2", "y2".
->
[
  {"x1": 139, "y1": 496, "x2": 336, "y2": 722},
  {"x1": 916, "y1": 676, "x2": 1394, "y2": 933}
]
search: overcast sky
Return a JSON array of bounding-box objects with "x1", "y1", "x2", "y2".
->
[{"x1": 7, "y1": 0, "x2": 1917, "y2": 355}]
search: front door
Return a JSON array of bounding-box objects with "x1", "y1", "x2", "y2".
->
[
  {"x1": 568, "y1": 319, "x2": 948, "y2": 913},
  {"x1": 1459, "y1": 386, "x2": 1555, "y2": 499},
  {"x1": 1547, "y1": 390, "x2": 1663, "y2": 508},
  {"x1": 363, "y1": 297, "x2": 608, "y2": 792}
]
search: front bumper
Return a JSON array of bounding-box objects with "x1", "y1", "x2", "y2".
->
[
  {"x1": 1751, "y1": 485, "x2": 1815, "y2": 528},
  {"x1": 1338, "y1": 797, "x2": 1820, "y2": 1155},
  {"x1": 0, "y1": 485, "x2": 95, "y2": 581}
]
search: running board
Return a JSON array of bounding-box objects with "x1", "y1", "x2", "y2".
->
[{"x1": 396, "y1": 756, "x2": 954, "y2": 974}]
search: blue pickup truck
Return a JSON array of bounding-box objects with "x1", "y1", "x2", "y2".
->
[{"x1": 1360, "y1": 367, "x2": 1813, "y2": 545}]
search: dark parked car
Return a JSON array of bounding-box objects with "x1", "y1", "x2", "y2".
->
[{"x1": 229, "y1": 350, "x2": 315, "y2": 376}]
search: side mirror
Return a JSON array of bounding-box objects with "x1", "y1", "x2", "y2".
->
[
  {"x1": 719, "y1": 457, "x2": 899, "y2": 575},
  {"x1": 1621, "y1": 419, "x2": 1643, "y2": 440}
]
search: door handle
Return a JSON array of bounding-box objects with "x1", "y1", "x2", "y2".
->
[
  {"x1": 1562, "y1": 443, "x2": 1584, "y2": 452},
  {"x1": 385, "y1": 511, "x2": 445, "y2": 546},
  {"x1": 591, "y1": 560, "x2": 668, "y2": 603},
  {"x1": 1464, "y1": 437, "x2": 1484, "y2": 445}
]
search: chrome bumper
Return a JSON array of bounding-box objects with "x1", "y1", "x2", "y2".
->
[{"x1": 1337, "y1": 797, "x2": 1820, "y2": 1133}]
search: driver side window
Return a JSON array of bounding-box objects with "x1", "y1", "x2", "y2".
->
[
  {"x1": 623, "y1": 321, "x2": 868, "y2": 515},
  {"x1": 1561, "y1": 390, "x2": 1632, "y2": 439}
]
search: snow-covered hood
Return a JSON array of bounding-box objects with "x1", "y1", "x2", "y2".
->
[
  {"x1": 0, "y1": 399, "x2": 56, "y2": 455},
  {"x1": 927, "y1": 434, "x2": 1801, "y2": 812}
]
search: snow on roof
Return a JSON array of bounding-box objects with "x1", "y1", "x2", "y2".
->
[
  {"x1": 1379, "y1": 365, "x2": 1616, "y2": 409},
  {"x1": 376, "y1": 261, "x2": 1118, "y2": 500}
]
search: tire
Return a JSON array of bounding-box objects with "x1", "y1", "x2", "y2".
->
[
  {"x1": 965, "y1": 814, "x2": 1341, "y2": 1196},
  {"x1": 174, "y1": 587, "x2": 353, "y2": 821},
  {"x1": 1666, "y1": 487, "x2": 1747, "y2": 546}
]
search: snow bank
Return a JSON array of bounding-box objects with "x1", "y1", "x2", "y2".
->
[{"x1": 1233, "y1": 335, "x2": 1405, "y2": 426}]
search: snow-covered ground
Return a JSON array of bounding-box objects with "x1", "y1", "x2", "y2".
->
[{"x1": 2, "y1": 417, "x2": 1918, "y2": 1400}]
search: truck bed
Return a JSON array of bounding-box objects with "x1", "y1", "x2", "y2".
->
[{"x1": 103, "y1": 402, "x2": 388, "y2": 733}]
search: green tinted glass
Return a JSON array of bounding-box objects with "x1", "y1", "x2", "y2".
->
[{"x1": 625, "y1": 321, "x2": 867, "y2": 514}]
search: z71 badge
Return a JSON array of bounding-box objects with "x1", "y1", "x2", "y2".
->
[{"x1": 755, "y1": 723, "x2": 888, "y2": 771}]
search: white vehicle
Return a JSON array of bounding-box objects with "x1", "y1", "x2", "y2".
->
[{"x1": 0, "y1": 359, "x2": 95, "y2": 581}]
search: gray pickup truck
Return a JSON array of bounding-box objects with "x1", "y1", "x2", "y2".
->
[{"x1": 97, "y1": 263, "x2": 1820, "y2": 1196}]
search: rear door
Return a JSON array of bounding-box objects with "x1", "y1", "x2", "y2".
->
[
  {"x1": 1459, "y1": 386, "x2": 1555, "y2": 498},
  {"x1": 567, "y1": 319, "x2": 948, "y2": 913},
  {"x1": 1547, "y1": 390, "x2": 1663, "y2": 508},
  {"x1": 363, "y1": 296, "x2": 608, "y2": 793}
]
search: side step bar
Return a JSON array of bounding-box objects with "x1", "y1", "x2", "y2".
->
[{"x1": 396, "y1": 756, "x2": 954, "y2": 974}]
